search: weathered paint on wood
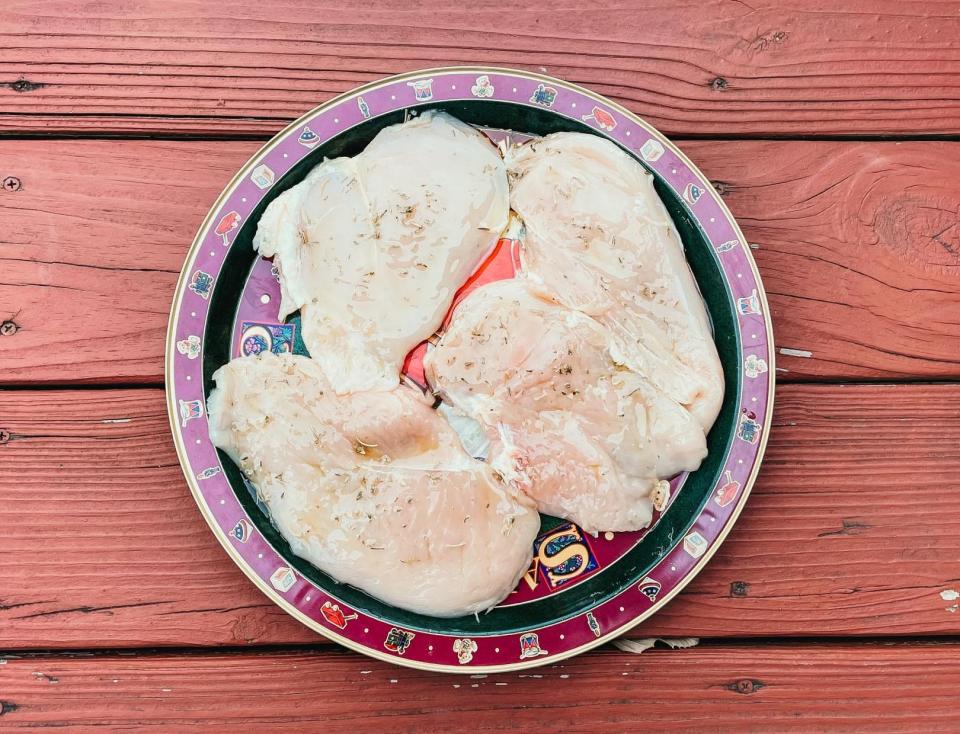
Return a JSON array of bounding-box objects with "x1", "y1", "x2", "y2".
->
[
  {"x1": 1, "y1": 1, "x2": 959, "y2": 137},
  {"x1": 1, "y1": 139, "x2": 957, "y2": 384},
  {"x1": 1, "y1": 643, "x2": 958, "y2": 731},
  {"x1": 0, "y1": 384, "x2": 957, "y2": 649}
]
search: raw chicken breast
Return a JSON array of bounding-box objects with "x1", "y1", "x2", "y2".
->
[
  {"x1": 208, "y1": 352, "x2": 539, "y2": 617},
  {"x1": 506, "y1": 133, "x2": 723, "y2": 429},
  {"x1": 424, "y1": 280, "x2": 707, "y2": 532},
  {"x1": 254, "y1": 110, "x2": 509, "y2": 393}
]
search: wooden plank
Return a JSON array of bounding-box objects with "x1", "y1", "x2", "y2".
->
[
  {"x1": 705, "y1": 140, "x2": 960, "y2": 380},
  {"x1": 1, "y1": 139, "x2": 958, "y2": 384},
  {"x1": 0, "y1": 383, "x2": 957, "y2": 649},
  {"x1": 0, "y1": 643, "x2": 958, "y2": 731},
  {"x1": 2, "y1": 1, "x2": 960, "y2": 137},
  {"x1": 0, "y1": 141, "x2": 228, "y2": 385}
]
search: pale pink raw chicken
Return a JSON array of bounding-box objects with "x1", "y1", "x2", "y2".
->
[
  {"x1": 207, "y1": 352, "x2": 539, "y2": 617},
  {"x1": 424, "y1": 280, "x2": 707, "y2": 532},
  {"x1": 506, "y1": 133, "x2": 724, "y2": 430},
  {"x1": 253, "y1": 111, "x2": 508, "y2": 393}
]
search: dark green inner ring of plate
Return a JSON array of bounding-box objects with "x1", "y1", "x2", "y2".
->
[{"x1": 203, "y1": 101, "x2": 740, "y2": 635}]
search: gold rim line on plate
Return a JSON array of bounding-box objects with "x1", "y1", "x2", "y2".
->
[{"x1": 164, "y1": 66, "x2": 776, "y2": 674}]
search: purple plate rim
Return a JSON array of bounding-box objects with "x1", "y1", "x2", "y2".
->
[{"x1": 165, "y1": 66, "x2": 775, "y2": 673}]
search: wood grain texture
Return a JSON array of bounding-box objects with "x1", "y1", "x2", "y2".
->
[
  {"x1": 1, "y1": 383, "x2": 958, "y2": 649},
  {"x1": 707, "y1": 140, "x2": 960, "y2": 380},
  {"x1": 1, "y1": 1, "x2": 960, "y2": 137},
  {"x1": 1, "y1": 643, "x2": 958, "y2": 732},
  {"x1": 1, "y1": 139, "x2": 958, "y2": 384}
]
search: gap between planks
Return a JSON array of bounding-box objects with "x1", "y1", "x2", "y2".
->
[{"x1": 2, "y1": 635, "x2": 960, "y2": 661}]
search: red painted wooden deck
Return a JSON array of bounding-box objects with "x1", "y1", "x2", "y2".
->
[{"x1": 1, "y1": 2, "x2": 958, "y2": 730}]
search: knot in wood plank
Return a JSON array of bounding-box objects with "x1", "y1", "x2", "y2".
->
[
  {"x1": 9, "y1": 79, "x2": 44, "y2": 93},
  {"x1": 872, "y1": 192, "x2": 960, "y2": 273},
  {"x1": 0, "y1": 701, "x2": 18, "y2": 716}
]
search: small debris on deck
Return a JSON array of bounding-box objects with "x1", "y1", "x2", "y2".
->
[
  {"x1": 779, "y1": 347, "x2": 814, "y2": 358},
  {"x1": 613, "y1": 638, "x2": 700, "y2": 654}
]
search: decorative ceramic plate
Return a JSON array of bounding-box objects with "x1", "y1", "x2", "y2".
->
[{"x1": 166, "y1": 67, "x2": 774, "y2": 673}]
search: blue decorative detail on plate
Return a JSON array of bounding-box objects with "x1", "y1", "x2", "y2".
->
[
  {"x1": 683, "y1": 531, "x2": 708, "y2": 558},
  {"x1": 240, "y1": 322, "x2": 295, "y2": 357},
  {"x1": 298, "y1": 126, "x2": 320, "y2": 149},
  {"x1": 529, "y1": 83, "x2": 557, "y2": 107},
  {"x1": 737, "y1": 289, "x2": 762, "y2": 316},
  {"x1": 535, "y1": 523, "x2": 598, "y2": 588},
  {"x1": 519, "y1": 632, "x2": 548, "y2": 659},
  {"x1": 638, "y1": 576, "x2": 662, "y2": 601},
  {"x1": 188, "y1": 270, "x2": 213, "y2": 299},
  {"x1": 232, "y1": 518, "x2": 252, "y2": 543},
  {"x1": 639, "y1": 139, "x2": 665, "y2": 162},
  {"x1": 586, "y1": 612, "x2": 601, "y2": 637},
  {"x1": 384, "y1": 627, "x2": 416, "y2": 655},
  {"x1": 179, "y1": 399, "x2": 203, "y2": 427},
  {"x1": 683, "y1": 182, "x2": 704, "y2": 204},
  {"x1": 251, "y1": 164, "x2": 275, "y2": 190},
  {"x1": 737, "y1": 409, "x2": 761, "y2": 444}
]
